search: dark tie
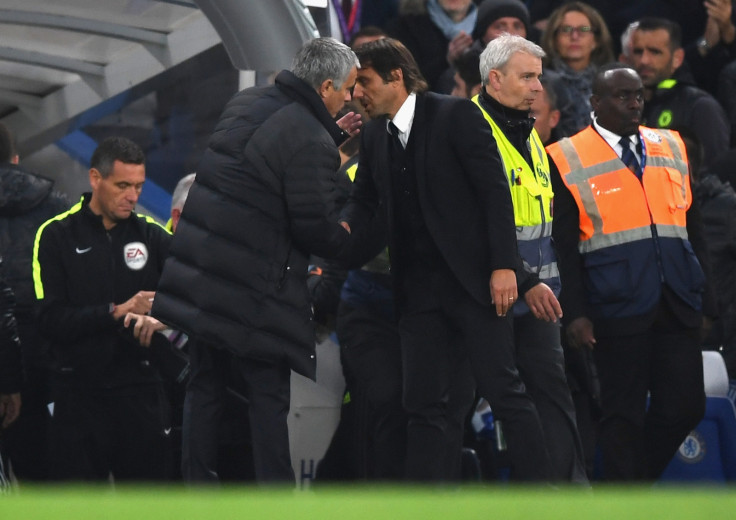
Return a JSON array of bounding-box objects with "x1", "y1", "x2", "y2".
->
[
  {"x1": 389, "y1": 121, "x2": 404, "y2": 159},
  {"x1": 619, "y1": 136, "x2": 642, "y2": 180}
]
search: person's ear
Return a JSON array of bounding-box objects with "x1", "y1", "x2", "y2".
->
[
  {"x1": 319, "y1": 78, "x2": 333, "y2": 99},
  {"x1": 590, "y1": 94, "x2": 600, "y2": 112},
  {"x1": 672, "y1": 48, "x2": 685, "y2": 70},
  {"x1": 549, "y1": 109, "x2": 561, "y2": 129},
  {"x1": 89, "y1": 168, "x2": 103, "y2": 190},
  {"x1": 389, "y1": 68, "x2": 403, "y2": 84},
  {"x1": 488, "y1": 69, "x2": 502, "y2": 91},
  {"x1": 10, "y1": 154, "x2": 19, "y2": 165}
]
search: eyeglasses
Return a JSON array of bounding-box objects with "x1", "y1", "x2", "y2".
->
[{"x1": 557, "y1": 25, "x2": 593, "y2": 36}]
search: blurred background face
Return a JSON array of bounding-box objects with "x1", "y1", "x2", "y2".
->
[
  {"x1": 554, "y1": 10, "x2": 596, "y2": 70},
  {"x1": 530, "y1": 89, "x2": 560, "y2": 144},
  {"x1": 482, "y1": 16, "x2": 527, "y2": 44},
  {"x1": 630, "y1": 29, "x2": 678, "y2": 88},
  {"x1": 438, "y1": 0, "x2": 473, "y2": 20}
]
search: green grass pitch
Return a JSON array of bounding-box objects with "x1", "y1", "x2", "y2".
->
[{"x1": 3, "y1": 485, "x2": 736, "y2": 519}]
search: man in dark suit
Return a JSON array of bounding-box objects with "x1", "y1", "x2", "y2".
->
[{"x1": 341, "y1": 37, "x2": 550, "y2": 482}]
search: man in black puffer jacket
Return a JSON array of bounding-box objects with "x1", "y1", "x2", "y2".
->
[
  {"x1": 0, "y1": 123, "x2": 70, "y2": 481},
  {"x1": 152, "y1": 37, "x2": 365, "y2": 484}
]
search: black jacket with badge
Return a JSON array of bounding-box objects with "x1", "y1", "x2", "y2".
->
[
  {"x1": 33, "y1": 194, "x2": 171, "y2": 388},
  {"x1": 152, "y1": 70, "x2": 358, "y2": 380},
  {"x1": 643, "y1": 66, "x2": 730, "y2": 172}
]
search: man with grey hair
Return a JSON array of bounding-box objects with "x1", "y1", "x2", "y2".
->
[
  {"x1": 472, "y1": 33, "x2": 587, "y2": 483},
  {"x1": 168, "y1": 172, "x2": 195, "y2": 233},
  {"x1": 152, "y1": 37, "x2": 362, "y2": 483},
  {"x1": 618, "y1": 21, "x2": 639, "y2": 64}
]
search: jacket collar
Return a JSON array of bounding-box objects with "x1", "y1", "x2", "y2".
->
[
  {"x1": 479, "y1": 89, "x2": 535, "y2": 140},
  {"x1": 274, "y1": 70, "x2": 346, "y2": 145}
]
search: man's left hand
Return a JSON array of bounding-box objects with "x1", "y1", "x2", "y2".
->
[
  {"x1": 490, "y1": 269, "x2": 518, "y2": 317},
  {"x1": 337, "y1": 111, "x2": 362, "y2": 137}
]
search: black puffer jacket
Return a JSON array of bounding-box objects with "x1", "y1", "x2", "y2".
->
[
  {"x1": 0, "y1": 164, "x2": 70, "y2": 311},
  {"x1": 0, "y1": 164, "x2": 70, "y2": 371},
  {"x1": 0, "y1": 273, "x2": 21, "y2": 394},
  {"x1": 695, "y1": 174, "x2": 736, "y2": 377},
  {"x1": 152, "y1": 71, "x2": 354, "y2": 379}
]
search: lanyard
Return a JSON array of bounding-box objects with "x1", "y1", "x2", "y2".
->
[{"x1": 330, "y1": 0, "x2": 361, "y2": 41}]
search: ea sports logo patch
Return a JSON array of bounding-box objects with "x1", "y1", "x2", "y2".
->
[
  {"x1": 124, "y1": 242, "x2": 148, "y2": 271},
  {"x1": 676, "y1": 430, "x2": 706, "y2": 464}
]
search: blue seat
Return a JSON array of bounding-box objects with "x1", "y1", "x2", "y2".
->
[{"x1": 659, "y1": 352, "x2": 736, "y2": 482}]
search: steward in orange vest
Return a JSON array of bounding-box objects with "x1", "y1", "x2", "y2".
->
[
  {"x1": 548, "y1": 64, "x2": 714, "y2": 481},
  {"x1": 548, "y1": 124, "x2": 704, "y2": 323}
]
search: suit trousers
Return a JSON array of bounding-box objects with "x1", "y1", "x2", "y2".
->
[
  {"x1": 513, "y1": 314, "x2": 588, "y2": 483},
  {"x1": 593, "y1": 299, "x2": 705, "y2": 481},
  {"x1": 181, "y1": 341, "x2": 294, "y2": 484},
  {"x1": 398, "y1": 266, "x2": 551, "y2": 481},
  {"x1": 336, "y1": 301, "x2": 407, "y2": 480}
]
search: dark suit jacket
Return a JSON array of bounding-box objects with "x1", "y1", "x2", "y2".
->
[{"x1": 342, "y1": 92, "x2": 518, "y2": 307}]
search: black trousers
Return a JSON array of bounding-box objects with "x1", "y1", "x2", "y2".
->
[
  {"x1": 2, "y1": 366, "x2": 51, "y2": 481},
  {"x1": 49, "y1": 383, "x2": 171, "y2": 481},
  {"x1": 593, "y1": 300, "x2": 705, "y2": 481},
  {"x1": 513, "y1": 314, "x2": 588, "y2": 483},
  {"x1": 181, "y1": 342, "x2": 294, "y2": 484},
  {"x1": 336, "y1": 302, "x2": 407, "y2": 480},
  {"x1": 398, "y1": 267, "x2": 551, "y2": 481}
]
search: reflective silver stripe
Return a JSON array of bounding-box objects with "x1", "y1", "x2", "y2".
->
[
  {"x1": 530, "y1": 134, "x2": 545, "y2": 162},
  {"x1": 646, "y1": 154, "x2": 688, "y2": 173},
  {"x1": 659, "y1": 130, "x2": 684, "y2": 163},
  {"x1": 579, "y1": 226, "x2": 654, "y2": 253},
  {"x1": 521, "y1": 259, "x2": 559, "y2": 279},
  {"x1": 558, "y1": 139, "x2": 582, "y2": 172},
  {"x1": 538, "y1": 262, "x2": 559, "y2": 280},
  {"x1": 577, "y1": 180, "x2": 605, "y2": 237},
  {"x1": 656, "y1": 224, "x2": 689, "y2": 240},
  {"x1": 517, "y1": 224, "x2": 549, "y2": 241},
  {"x1": 556, "y1": 140, "x2": 607, "y2": 237},
  {"x1": 563, "y1": 158, "x2": 623, "y2": 185}
]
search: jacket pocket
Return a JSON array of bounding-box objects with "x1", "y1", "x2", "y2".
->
[
  {"x1": 583, "y1": 256, "x2": 632, "y2": 304},
  {"x1": 664, "y1": 167, "x2": 689, "y2": 212}
]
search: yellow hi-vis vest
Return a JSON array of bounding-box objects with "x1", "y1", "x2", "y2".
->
[{"x1": 472, "y1": 95, "x2": 559, "y2": 312}]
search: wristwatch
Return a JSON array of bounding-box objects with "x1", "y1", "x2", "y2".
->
[{"x1": 697, "y1": 36, "x2": 712, "y2": 57}]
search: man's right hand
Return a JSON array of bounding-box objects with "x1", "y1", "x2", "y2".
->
[
  {"x1": 566, "y1": 316, "x2": 596, "y2": 349},
  {"x1": 112, "y1": 290, "x2": 156, "y2": 320}
]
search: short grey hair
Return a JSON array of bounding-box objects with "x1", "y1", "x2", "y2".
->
[
  {"x1": 171, "y1": 172, "x2": 196, "y2": 212},
  {"x1": 291, "y1": 37, "x2": 360, "y2": 91},
  {"x1": 479, "y1": 33, "x2": 545, "y2": 86},
  {"x1": 620, "y1": 21, "x2": 639, "y2": 59}
]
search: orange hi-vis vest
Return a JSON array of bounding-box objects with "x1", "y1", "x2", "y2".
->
[{"x1": 547, "y1": 126, "x2": 705, "y2": 319}]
